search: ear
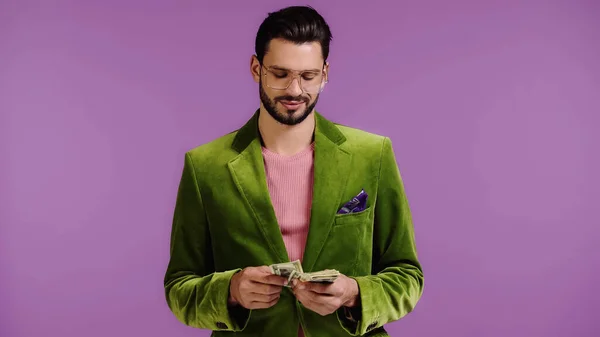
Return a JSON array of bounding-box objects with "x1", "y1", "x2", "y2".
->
[
  {"x1": 323, "y1": 62, "x2": 330, "y2": 83},
  {"x1": 250, "y1": 55, "x2": 261, "y2": 83}
]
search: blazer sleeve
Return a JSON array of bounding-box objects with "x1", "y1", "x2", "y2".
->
[
  {"x1": 337, "y1": 137, "x2": 425, "y2": 335},
  {"x1": 163, "y1": 152, "x2": 251, "y2": 332}
]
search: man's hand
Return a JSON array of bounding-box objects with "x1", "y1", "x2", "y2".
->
[
  {"x1": 228, "y1": 266, "x2": 288, "y2": 310},
  {"x1": 291, "y1": 274, "x2": 360, "y2": 316}
]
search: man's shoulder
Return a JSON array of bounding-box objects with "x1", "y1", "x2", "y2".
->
[
  {"x1": 333, "y1": 122, "x2": 388, "y2": 150},
  {"x1": 184, "y1": 130, "x2": 239, "y2": 165}
]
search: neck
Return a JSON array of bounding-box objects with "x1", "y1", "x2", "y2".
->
[{"x1": 257, "y1": 107, "x2": 315, "y2": 156}]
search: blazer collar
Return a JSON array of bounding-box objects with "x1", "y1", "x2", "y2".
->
[{"x1": 231, "y1": 109, "x2": 347, "y2": 153}]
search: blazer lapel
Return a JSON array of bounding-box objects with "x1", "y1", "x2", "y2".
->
[
  {"x1": 227, "y1": 111, "x2": 289, "y2": 263},
  {"x1": 302, "y1": 112, "x2": 353, "y2": 272}
]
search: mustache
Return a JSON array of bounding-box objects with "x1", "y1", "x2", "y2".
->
[{"x1": 275, "y1": 95, "x2": 309, "y2": 103}]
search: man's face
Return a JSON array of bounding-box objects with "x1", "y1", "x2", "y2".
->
[{"x1": 252, "y1": 38, "x2": 328, "y2": 126}]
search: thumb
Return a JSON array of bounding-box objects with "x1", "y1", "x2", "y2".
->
[{"x1": 255, "y1": 265, "x2": 273, "y2": 274}]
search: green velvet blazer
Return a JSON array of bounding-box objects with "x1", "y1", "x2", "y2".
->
[{"x1": 164, "y1": 110, "x2": 424, "y2": 337}]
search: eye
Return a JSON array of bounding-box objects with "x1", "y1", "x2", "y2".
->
[
  {"x1": 272, "y1": 71, "x2": 287, "y2": 78},
  {"x1": 303, "y1": 72, "x2": 321, "y2": 81}
]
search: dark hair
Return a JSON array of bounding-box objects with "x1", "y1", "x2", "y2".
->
[{"x1": 255, "y1": 6, "x2": 332, "y2": 64}]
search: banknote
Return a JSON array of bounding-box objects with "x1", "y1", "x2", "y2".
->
[
  {"x1": 298, "y1": 269, "x2": 340, "y2": 283},
  {"x1": 270, "y1": 260, "x2": 303, "y2": 278},
  {"x1": 270, "y1": 260, "x2": 304, "y2": 286},
  {"x1": 270, "y1": 260, "x2": 340, "y2": 286}
]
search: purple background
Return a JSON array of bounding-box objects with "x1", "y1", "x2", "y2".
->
[{"x1": 1, "y1": 1, "x2": 599, "y2": 336}]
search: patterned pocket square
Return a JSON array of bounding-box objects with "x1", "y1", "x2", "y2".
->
[{"x1": 337, "y1": 189, "x2": 368, "y2": 214}]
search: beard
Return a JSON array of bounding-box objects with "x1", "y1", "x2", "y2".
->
[{"x1": 259, "y1": 79, "x2": 319, "y2": 126}]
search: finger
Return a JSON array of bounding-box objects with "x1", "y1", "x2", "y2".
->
[
  {"x1": 291, "y1": 287, "x2": 307, "y2": 304},
  {"x1": 299, "y1": 295, "x2": 329, "y2": 316},
  {"x1": 248, "y1": 298, "x2": 278, "y2": 309},
  {"x1": 302, "y1": 282, "x2": 337, "y2": 295},
  {"x1": 246, "y1": 266, "x2": 277, "y2": 279},
  {"x1": 302, "y1": 289, "x2": 339, "y2": 309},
  {"x1": 253, "y1": 292, "x2": 280, "y2": 303},
  {"x1": 293, "y1": 289, "x2": 311, "y2": 309},
  {"x1": 293, "y1": 279, "x2": 306, "y2": 289},
  {"x1": 255, "y1": 274, "x2": 288, "y2": 286},
  {"x1": 255, "y1": 265, "x2": 273, "y2": 274},
  {"x1": 293, "y1": 280, "x2": 306, "y2": 289},
  {"x1": 253, "y1": 265, "x2": 289, "y2": 280},
  {"x1": 249, "y1": 292, "x2": 281, "y2": 309},
  {"x1": 308, "y1": 296, "x2": 337, "y2": 316},
  {"x1": 293, "y1": 287, "x2": 318, "y2": 303},
  {"x1": 293, "y1": 287, "x2": 338, "y2": 313},
  {"x1": 249, "y1": 281, "x2": 283, "y2": 295},
  {"x1": 248, "y1": 292, "x2": 280, "y2": 304},
  {"x1": 303, "y1": 289, "x2": 327, "y2": 303}
]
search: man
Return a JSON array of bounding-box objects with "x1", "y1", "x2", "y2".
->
[{"x1": 164, "y1": 5, "x2": 424, "y2": 337}]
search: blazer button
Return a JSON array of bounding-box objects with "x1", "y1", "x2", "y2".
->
[{"x1": 216, "y1": 322, "x2": 228, "y2": 329}]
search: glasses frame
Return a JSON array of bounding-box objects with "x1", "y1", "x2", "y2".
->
[{"x1": 260, "y1": 63, "x2": 328, "y2": 94}]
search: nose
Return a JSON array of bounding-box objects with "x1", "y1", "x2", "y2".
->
[{"x1": 286, "y1": 76, "x2": 303, "y2": 97}]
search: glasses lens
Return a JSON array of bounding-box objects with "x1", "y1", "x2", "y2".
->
[{"x1": 265, "y1": 69, "x2": 324, "y2": 94}]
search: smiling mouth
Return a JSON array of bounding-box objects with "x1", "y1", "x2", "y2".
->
[{"x1": 279, "y1": 100, "x2": 305, "y2": 110}]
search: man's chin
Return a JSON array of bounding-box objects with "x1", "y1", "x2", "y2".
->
[
  {"x1": 262, "y1": 99, "x2": 314, "y2": 126},
  {"x1": 284, "y1": 108, "x2": 305, "y2": 116},
  {"x1": 275, "y1": 110, "x2": 307, "y2": 125}
]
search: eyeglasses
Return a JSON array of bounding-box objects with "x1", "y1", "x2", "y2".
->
[{"x1": 261, "y1": 64, "x2": 327, "y2": 94}]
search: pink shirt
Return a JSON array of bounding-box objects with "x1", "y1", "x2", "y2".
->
[{"x1": 262, "y1": 142, "x2": 314, "y2": 337}]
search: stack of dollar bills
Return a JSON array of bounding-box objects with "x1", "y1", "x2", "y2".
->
[{"x1": 269, "y1": 260, "x2": 340, "y2": 287}]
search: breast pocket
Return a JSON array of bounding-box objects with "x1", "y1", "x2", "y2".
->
[
  {"x1": 333, "y1": 206, "x2": 373, "y2": 226},
  {"x1": 319, "y1": 207, "x2": 374, "y2": 276}
]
